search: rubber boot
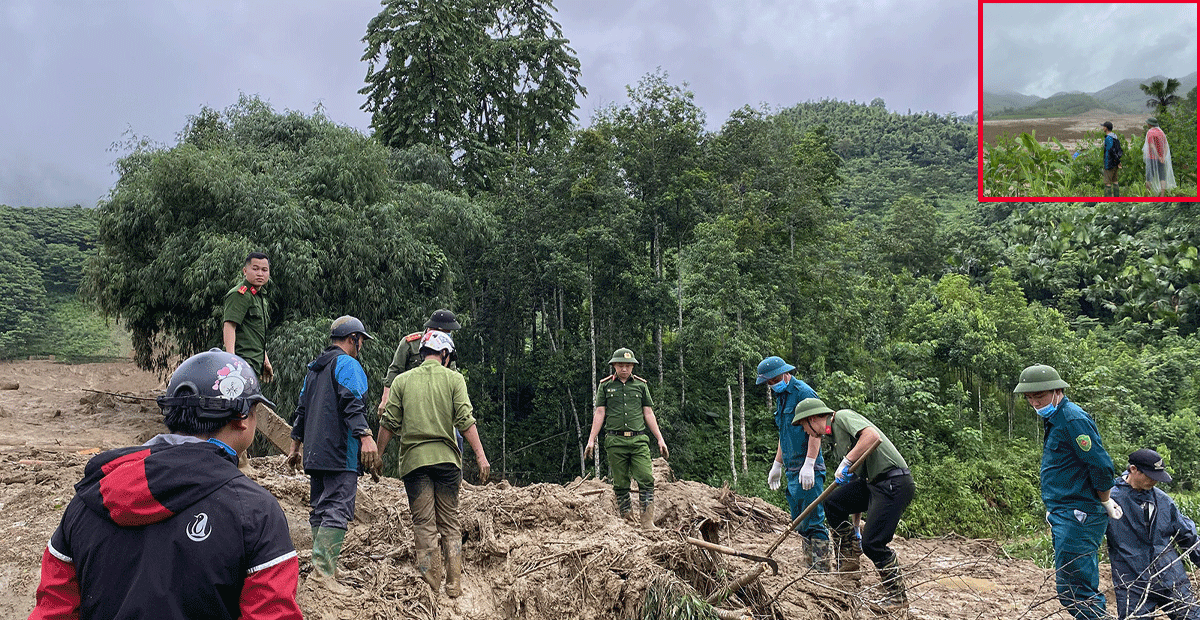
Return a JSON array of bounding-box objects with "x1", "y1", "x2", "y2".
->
[
  {"x1": 809, "y1": 538, "x2": 832, "y2": 573},
  {"x1": 616, "y1": 489, "x2": 637, "y2": 524},
  {"x1": 1113, "y1": 183, "x2": 1120, "y2": 197},
  {"x1": 442, "y1": 538, "x2": 463, "y2": 598},
  {"x1": 640, "y1": 501, "x2": 658, "y2": 531},
  {"x1": 876, "y1": 554, "x2": 909, "y2": 610},
  {"x1": 309, "y1": 527, "x2": 352, "y2": 595},
  {"x1": 832, "y1": 522, "x2": 861, "y2": 577},
  {"x1": 415, "y1": 547, "x2": 442, "y2": 592}
]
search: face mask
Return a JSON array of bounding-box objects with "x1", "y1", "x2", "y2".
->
[
  {"x1": 1034, "y1": 397, "x2": 1058, "y2": 418},
  {"x1": 771, "y1": 377, "x2": 789, "y2": 393}
]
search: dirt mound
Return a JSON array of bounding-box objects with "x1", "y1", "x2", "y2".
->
[{"x1": 0, "y1": 360, "x2": 1104, "y2": 619}]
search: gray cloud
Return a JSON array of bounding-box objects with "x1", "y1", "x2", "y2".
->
[{"x1": 2, "y1": 0, "x2": 977, "y2": 208}]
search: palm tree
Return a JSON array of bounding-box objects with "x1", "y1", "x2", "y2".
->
[{"x1": 1140, "y1": 78, "x2": 1182, "y2": 111}]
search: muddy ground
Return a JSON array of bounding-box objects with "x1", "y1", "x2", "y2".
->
[
  {"x1": 980, "y1": 110, "x2": 1153, "y2": 152},
  {"x1": 0, "y1": 360, "x2": 1118, "y2": 619}
]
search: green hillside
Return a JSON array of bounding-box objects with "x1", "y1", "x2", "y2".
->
[
  {"x1": 986, "y1": 92, "x2": 1108, "y2": 120},
  {"x1": 982, "y1": 90, "x2": 1042, "y2": 115}
]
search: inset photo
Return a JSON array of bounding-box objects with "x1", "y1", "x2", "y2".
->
[{"x1": 980, "y1": 2, "x2": 1198, "y2": 200}]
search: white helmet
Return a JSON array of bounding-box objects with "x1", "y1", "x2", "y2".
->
[{"x1": 420, "y1": 330, "x2": 456, "y2": 353}]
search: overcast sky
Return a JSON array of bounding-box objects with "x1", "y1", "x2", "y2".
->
[
  {"x1": 1, "y1": 0, "x2": 976, "y2": 209},
  {"x1": 983, "y1": 3, "x2": 1197, "y2": 97}
]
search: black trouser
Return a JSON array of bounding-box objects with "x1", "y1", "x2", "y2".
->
[{"x1": 825, "y1": 473, "x2": 915, "y2": 567}]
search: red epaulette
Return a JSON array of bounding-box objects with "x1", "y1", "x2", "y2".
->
[
  {"x1": 237, "y1": 285, "x2": 248, "y2": 294},
  {"x1": 633, "y1": 374, "x2": 648, "y2": 383},
  {"x1": 404, "y1": 332, "x2": 422, "y2": 342}
]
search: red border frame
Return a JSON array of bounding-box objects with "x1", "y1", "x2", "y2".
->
[{"x1": 978, "y1": 0, "x2": 1200, "y2": 202}]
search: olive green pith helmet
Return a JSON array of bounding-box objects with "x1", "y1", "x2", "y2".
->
[
  {"x1": 1013, "y1": 364, "x2": 1069, "y2": 393},
  {"x1": 609, "y1": 348, "x2": 639, "y2": 365},
  {"x1": 424, "y1": 309, "x2": 461, "y2": 330},
  {"x1": 789, "y1": 398, "x2": 835, "y2": 425}
]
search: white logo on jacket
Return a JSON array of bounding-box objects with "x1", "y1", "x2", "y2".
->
[{"x1": 187, "y1": 513, "x2": 211, "y2": 542}]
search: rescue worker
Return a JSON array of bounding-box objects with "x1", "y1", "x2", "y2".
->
[
  {"x1": 1014, "y1": 364, "x2": 1121, "y2": 620},
  {"x1": 756, "y1": 355, "x2": 829, "y2": 571},
  {"x1": 287, "y1": 316, "x2": 383, "y2": 593},
  {"x1": 584, "y1": 348, "x2": 669, "y2": 530},
  {"x1": 1106, "y1": 448, "x2": 1200, "y2": 620},
  {"x1": 28, "y1": 350, "x2": 302, "y2": 620},
  {"x1": 791, "y1": 397, "x2": 913, "y2": 610},
  {"x1": 377, "y1": 309, "x2": 461, "y2": 415},
  {"x1": 376, "y1": 331, "x2": 490, "y2": 597},
  {"x1": 222, "y1": 252, "x2": 273, "y2": 381}
]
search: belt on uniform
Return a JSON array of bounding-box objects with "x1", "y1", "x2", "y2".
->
[
  {"x1": 607, "y1": 430, "x2": 645, "y2": 437},
  {"x1": 871, "y1": 467, "x2": 911, "y2": 482}
]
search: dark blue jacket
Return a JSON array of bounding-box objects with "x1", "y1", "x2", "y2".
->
[
  {"x1": 1040, "y1": 397, "x2": 1114, "y2": 512},
  {"x1": 1104, "y1": 133, "x2": 1120, "y2": 170},
  {"x1": 291, "y1": 346, "x2": 371, "y2": 473},
  {"x1": 1106, "y1": 474, "x2": 1200, "y2": 592},
  {"x1": 773, "y1": 378, "x2": 826, "y2": 472}
]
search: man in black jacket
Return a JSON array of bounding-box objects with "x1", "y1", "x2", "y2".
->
[
  {"x1": 28, "y1": 349, "x2": 301, "y2": 620},
  {"x1": 288, "y1": 316, "x2": 382, "y2": 592}
]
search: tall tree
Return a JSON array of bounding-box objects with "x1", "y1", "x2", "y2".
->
[
  {"x1": 595, "y1": 70, "x2": 707, "y2": 403},
  {"x1": 361, "y1": 0, "x2": 585, "y2": 190},
  {"x1": 1140, "y1": 78, "x2": 1182, "y2": 111}
]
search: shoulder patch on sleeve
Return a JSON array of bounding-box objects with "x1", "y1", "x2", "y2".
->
[
  {"x1": 405, "y1": 332, "x2": 422, "y2": 342},
  {"x1": 238, "y1": 285, "x2": 248, "y2": 294},
  {"x1": 1075, "y1": 434, "x2": 1092, "y2": 452}
]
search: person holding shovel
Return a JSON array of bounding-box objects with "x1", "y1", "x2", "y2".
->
[
  {"x1": 791, "y1": 397, "x2": 913, "y2": 610},
  {"x1": 756, "y1": 356, "x2": 830, "y2": 571},
  {"x1": 1014, "y1": 364, "x2": 1120, "y2": 620}
]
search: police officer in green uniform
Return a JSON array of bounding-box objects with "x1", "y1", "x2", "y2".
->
[
  {"x1": 222, "y1": 252, "x2": 273, "y2": 381},
  {"x1": 584, "y1": 348, "x2": 669, "y2": 530},
  {"x1": 376, "y1": 309, "x2": 461, "y2": 416},
  {"x1": 792, "y1": 397, "x2": 914, "y2": 610}
]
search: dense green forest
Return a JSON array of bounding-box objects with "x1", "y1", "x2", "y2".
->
[
  {"x1": 4, "y1": 3, "x2": 1200, "y2": 547},
  {"x1": 0, "y1": 206, "x2": 125, "y2": 359}
]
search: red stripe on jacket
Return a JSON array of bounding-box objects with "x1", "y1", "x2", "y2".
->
[
  {"x1": 28, "y1": 547, "x2": 80, "y2": 620},
  {"x1": 239, "y1": 555, "x2": 302, "y2": 620},
  {"x1": 99, "y1": 449, "x2": 174, "y2": 526}
]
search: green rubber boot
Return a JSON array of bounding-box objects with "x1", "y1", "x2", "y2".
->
[{"x1": 309, "y1": 527, "x2": 352, "y2": 595}]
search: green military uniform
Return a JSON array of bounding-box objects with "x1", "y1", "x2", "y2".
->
[
  {"x1": 222, "y1": 280, "x2": 269, "y2": 376},
  {"x1": 826, "y1": 409, "x2": 909, "y2": 480},
  {"x1": 384, "y1": 332, "x2": 456, "y2": 386},
  {"x1": 596, "y1": 375, "x2": 655, "y2": 514},
  {"x1": 380, "y1": 360, "x2": 476, "y2": 478}
]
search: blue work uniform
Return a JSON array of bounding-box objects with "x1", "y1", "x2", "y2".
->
[
  {"x1": 1107, "y1": 474, "x2": 1200, "y2": 620},
  {"x1": 1041, "y1": 397, "x2": 1115, "y2": 620},
  {"x1": 773, "y1": 378, "x2": 827, "y2": 541}
]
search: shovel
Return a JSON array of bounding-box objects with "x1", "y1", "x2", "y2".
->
[
  {"x1": 763, "y1": 437, "x2": 880, "y2": 555},
  {"x1": 685, "y1": 536, "x2": 779, "y2": 574}
]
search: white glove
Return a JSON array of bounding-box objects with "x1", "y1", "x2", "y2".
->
[
  {"x1": 768, "y1": 460, "x2": 783, "y2": 491},
  {"x1": 799, "y1": 457, "x2": 816, "y2": 490},
  {"x1": 1103, "y1": 498, "x2": 1124, "y2": 520}
]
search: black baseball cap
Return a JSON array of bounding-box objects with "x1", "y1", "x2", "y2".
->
[
  {"x1": 1129, "y1": 449, "x2": 1172, "y2": 483},
  {"x1": 1100, "y1": 121, "x2": 1114, "y2": 131}
]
